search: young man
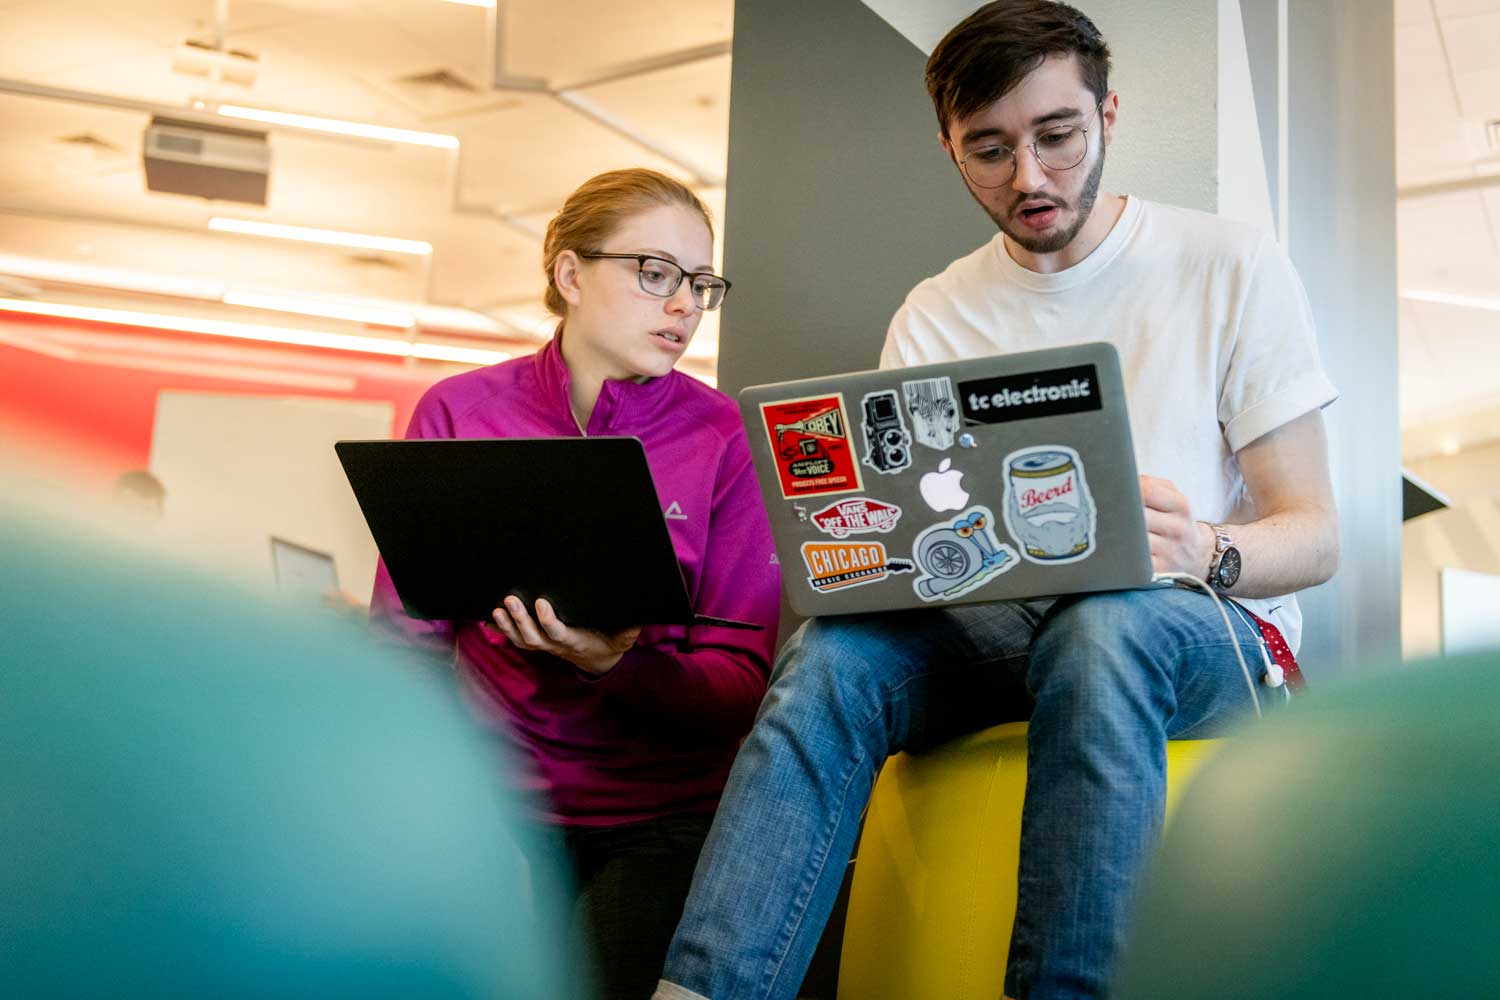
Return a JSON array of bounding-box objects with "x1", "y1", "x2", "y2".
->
[{"x1": 655, "y1": 2, "x2": 1339, "y2": 998}]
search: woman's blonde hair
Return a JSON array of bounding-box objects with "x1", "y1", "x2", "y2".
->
[{"x1": 541, "y1": 168, "x2": 714, "y2": 317}]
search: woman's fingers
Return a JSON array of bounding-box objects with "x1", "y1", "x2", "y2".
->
[
  {"x1": 491, "y1": 605, "x2": 523, "y2": 646},
  {"x1": 534, "y1": 598, "x2": 572, "y2": 644},
  {"x1": 503, "y1": 596, "x2": 549, "y2": 648}
]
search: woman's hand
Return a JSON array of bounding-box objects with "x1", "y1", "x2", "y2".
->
[{"x1": 490, "y1": 596, "x2": 641, "y2": 676}]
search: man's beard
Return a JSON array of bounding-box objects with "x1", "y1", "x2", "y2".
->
[{"x1": 983, "y1": 144, "x2": 1105, "y2": 255}]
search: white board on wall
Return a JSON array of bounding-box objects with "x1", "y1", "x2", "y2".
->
[
  {"x1": 1441, "y1": 567, "x2": 1500, "y2": 656},
  {"x1": 149, "y1": 392, "x2": 394, "y2": 602}
]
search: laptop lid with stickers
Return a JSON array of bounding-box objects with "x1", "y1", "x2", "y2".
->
[
  {"x1": 739, "y1": 341, "x2": 1151, "y2": 618},
  {"x1": 335, "y1": 438, "x2": 760, "y2": 632}
]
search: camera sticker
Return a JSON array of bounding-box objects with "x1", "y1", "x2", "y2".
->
[
  {"x1": 911, "y1": 505, "x2": 1018, "y2": 602},
  {"x1": 902, "y1": 376, "x2": 960, "y2": 451},
  {"x1": 1002, "y1": 445, "x2": 1097, "y2": 564},
  {"x1": 801, "y1": 541, "x2": 915, "y2": 593},
  {"x1": 859, "y1": 389, "x2": 913, "y2": 475},
  {"x1": 808, "y1": 496, "x2": 902, "y2": 538},
  {"x1": 759, "y1": 394, "x2": 864, "y2": 500}
]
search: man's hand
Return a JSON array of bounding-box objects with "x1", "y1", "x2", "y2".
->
[
  {"x1": 490, "y1": 596, "x2": 641, "y2": 676},
  {"x1": 1140, "y1": 475, "x2": 1216, "y2": 578}
]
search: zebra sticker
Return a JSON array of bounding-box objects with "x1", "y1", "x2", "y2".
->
[{"x1": 902, "y1": 377, "x2": 960, "y2": 451}]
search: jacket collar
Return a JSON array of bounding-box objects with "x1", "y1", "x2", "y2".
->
[{"x1": 533, "y1": 328, "x2": 676, "y2": 435}]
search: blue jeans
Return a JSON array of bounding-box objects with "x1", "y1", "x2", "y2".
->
[{"x1": 657, "y1": 587, "x2": 1272, "y2": 1000}]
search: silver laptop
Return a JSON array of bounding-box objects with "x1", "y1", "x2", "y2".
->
[{"x1": 739, "y1": 342, "x2": 1152, "y2": 617}]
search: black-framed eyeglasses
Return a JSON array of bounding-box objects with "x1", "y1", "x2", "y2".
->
[
  {"x1": 577, "y1": 252, "x2": 731, "y2": 311},
  {"x1": 958, "y1": 102, "x2": 1104, "y2": 189}
]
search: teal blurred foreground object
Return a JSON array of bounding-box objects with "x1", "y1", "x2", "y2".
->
[
  {"x1": 1115, "y1": 650, "x2": 1500, "y2": 1000},
  {"x1": 0, "y1": 489, "x2": 587, "y2": 999}
]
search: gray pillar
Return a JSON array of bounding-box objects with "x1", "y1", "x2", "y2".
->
[
  {"x1": 717, "y1": 0, "x2": 993, "y2": 397},
  {"x1": 1280, "y1": 2, "x2": 1401, "y2": 673}
]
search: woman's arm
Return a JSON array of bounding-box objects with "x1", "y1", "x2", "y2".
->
[{"x1": 493, "y1": 428, "x2": 782, "y2": 737}]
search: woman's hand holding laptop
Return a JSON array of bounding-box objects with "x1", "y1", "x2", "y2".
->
[{"x1": 490, "y1": 595, "x2": 642, "y2": 676}]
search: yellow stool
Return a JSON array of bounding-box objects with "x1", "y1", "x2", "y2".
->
[{"x1": 838, "y1": 722, "x2": 1220, "y2": 1000}]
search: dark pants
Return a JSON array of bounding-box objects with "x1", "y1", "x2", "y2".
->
[{"x1": 564, "y1": 812, "x2": 713, "y2": 1000}]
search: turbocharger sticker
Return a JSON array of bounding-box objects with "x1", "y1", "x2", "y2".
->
[
  {"x1": 911, "y1": 505, "x2": 1017, "y2": 602},
  {"x1": 1002, "y1": 445, "x2": 1097, "y2": 564},
  {"x1": 801, "y1": 541, "x2": 914, "y2": 593},
  {"x1": 758, "y1": 394, "x2": 865, "y2": 499},
  {"x1": 809, "y1": 497, "x2": 902, "y2": 538}
]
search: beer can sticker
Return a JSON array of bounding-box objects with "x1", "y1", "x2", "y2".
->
[
  {"x1": 858, "y1": 389, "x2": 914, "y2": 475},
  {"x1": 910, "y1": 504, "x2": 1018, "y2": 602},
  {"x1": 759, "y1": 394, "x2": 865, "y2": 499},
  {"x1": 1001, "y1": 445, "x2": 1098, "y2": 565},
  {"x1": 801, "y1": 540, "x2": 915, "y2": 593},
  {"x1": 901, "y1": 377, "x2": 961, "y2": 451}
]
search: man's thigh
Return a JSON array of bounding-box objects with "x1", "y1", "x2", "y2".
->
[
  {"x1": 780, "y1": 597, "x2": 1052, "y2": 753},
  {"x1": 1031, "y1": 586, "x2": 1273, "y2": 738}
]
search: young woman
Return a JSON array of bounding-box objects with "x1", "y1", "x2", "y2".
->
[{"x1": 370, "y1": 169, "x2": 781, "y2": 998}]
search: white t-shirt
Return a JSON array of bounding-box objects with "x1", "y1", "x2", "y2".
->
[{"x1": 879, "y1": 196, "x2": 1338, "y2": 652}]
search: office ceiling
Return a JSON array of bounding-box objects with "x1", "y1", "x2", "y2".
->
[
  {"x1": 0, "y1": 0, "x2": 1496, "y2": 449},
  {"x1": 0, "y1": 0, "x2": 732, "y2": 380}
]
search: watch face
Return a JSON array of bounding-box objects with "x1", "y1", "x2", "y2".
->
[{"x1": 1216, "y1": 546, "x2": 1242, "y2": 589}]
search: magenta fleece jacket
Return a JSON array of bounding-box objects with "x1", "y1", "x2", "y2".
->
[{"x1": 370, "y1": 336, "x2": 782, "y2": 827}]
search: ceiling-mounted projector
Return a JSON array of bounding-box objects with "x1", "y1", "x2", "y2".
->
[{"x1": 143, "y1": 116, "x2": 269, "y2": 205}]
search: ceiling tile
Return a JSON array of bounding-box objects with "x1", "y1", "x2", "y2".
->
[
  {"x1": 1434, "y1": 0, "x2": 1500, "y2": 17},
  {"x1": 1436, "y1": 10, "x2": 1500, "y2": 81},
  {"x1": 573, "y1": 53, "x2": 731, "y2": 184},
  {"x1": 1396, "y1": 0, "x2": 1435, "y2": 24},
  {"x1": 498, "y1": 0, "x2": 731, "y2": 86},
  {"x1": 0, "y1": 0, "x2": 164, "y2": 79},
  {"x1": 450, "y1": 92, "x2": 693, "y2": 212}
]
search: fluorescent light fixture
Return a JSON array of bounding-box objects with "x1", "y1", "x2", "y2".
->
[
  {"x1": 216, "y1": 104, "x2": 459, "y2": 149},
  {"x1": 1401, "y1": 289, "x2": 1500, "y2": 313},
  {"x1": 223, "y1": 290, "x2": 414, "y2": 328},
  {"x1": 0, "y1": 254, "x2": 223, "y2": 299},
  {"x1": 208, "y1": 217, "x2": 432, "y2": 256},
  {"x1": 0, "y1": 298, "x2": 507, "y2": 366}
]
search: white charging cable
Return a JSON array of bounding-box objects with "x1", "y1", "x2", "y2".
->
[{"x1": 1151, "y1": 572, "x2": 1262, "y2": 719}]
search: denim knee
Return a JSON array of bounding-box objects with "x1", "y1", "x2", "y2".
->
[
  {"x1": 1027, "y1": 593, "x2": 1171, "y2": 718},
  {"x1": 760, "y1": 615, "x2": 922, "y2": 742}
]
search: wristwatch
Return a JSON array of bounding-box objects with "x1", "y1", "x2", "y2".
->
[{"x1": 1206, "y1": 523, "x2": 1241, "y2": 592}]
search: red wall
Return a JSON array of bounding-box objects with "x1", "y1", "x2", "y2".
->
[{"x1": 0, "y1": 314, "x2": 455, "y2": 492}]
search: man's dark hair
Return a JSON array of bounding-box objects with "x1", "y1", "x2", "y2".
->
[{"x1": 926, "y1": 0, "x2": 1111, "y2": 138}]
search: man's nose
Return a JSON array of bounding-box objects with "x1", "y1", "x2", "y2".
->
[{"x1": 1009, "y1": 146, "x2": 1048, "y2": 193}]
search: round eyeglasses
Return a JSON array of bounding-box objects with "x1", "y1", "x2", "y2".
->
[
  {"x1": 958, "y1": 102, "x2": 1104, "y2": 190},
  {"x1": 577, "y1": 252, "x2": 731, "y2": 311}
]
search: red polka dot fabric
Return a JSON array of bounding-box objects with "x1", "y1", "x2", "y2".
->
[{"x1": 1244, "y1": 610, "x2": 1306, "y2": 692}]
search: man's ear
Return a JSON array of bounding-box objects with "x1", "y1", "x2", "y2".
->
[
  {"x1": 1100, "y1": 91, "x2": 1119, "y2": 148},
  {"x1": 939, "y1": 130, "x2": 957, "y2": 164}
]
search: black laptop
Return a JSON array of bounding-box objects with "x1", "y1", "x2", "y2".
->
[{"x1": 335, "y1": 438, "x2": 759, "y2": 631}]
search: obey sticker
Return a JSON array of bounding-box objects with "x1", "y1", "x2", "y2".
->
[
  {"x1": 801, "y1": 540, "x2": 914, "y2": 593},
  {"x1": 759, "y1": 394, "x2": 864, "y2": 499},
  {"x1": 809, "y1": 497, "x2": 902, "y2": 538}
]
